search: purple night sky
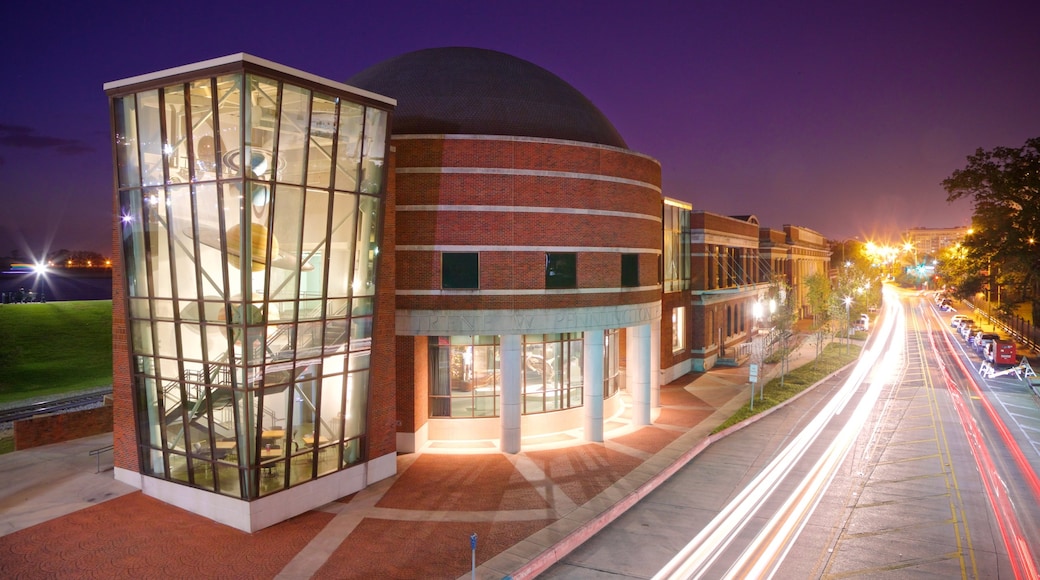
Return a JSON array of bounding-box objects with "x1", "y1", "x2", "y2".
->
[{"x1": 1, "y1": 0, "x2": 1038, "y2": 259}]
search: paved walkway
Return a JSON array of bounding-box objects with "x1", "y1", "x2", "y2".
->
[{"x1": 0, "y1": 336, "x2": 829, "y2": 579}]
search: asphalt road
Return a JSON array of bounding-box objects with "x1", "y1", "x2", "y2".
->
[{"x1": 541, "y1": 287, "x2": 1040, "y2": 579}]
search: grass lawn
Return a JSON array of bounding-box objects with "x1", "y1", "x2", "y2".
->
[
  {"x1": 713, "y1": 341, "x2": 862, "y2": 434},
  {"x1": 0, "y1": 301, "x2": 113, "y2": 404}
]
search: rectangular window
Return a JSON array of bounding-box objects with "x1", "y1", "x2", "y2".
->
[
  {"x1": 621, "y1": 254, "x2": 639, "y2": 287},
  {"x1": 672, "y1": 307, "x2": 686, "y2": 353},
  {"x1": 545, "y1": 253, "x2": 576, "y2": 289},
  {"x1": 442, "y1": 252, "x2": 479, "y2": 289}
]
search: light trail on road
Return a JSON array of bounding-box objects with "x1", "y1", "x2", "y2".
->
[
  {"x1": 927, "y1": 315, "x2": 1040, "y2": 579},
  {"x1": 653, "y1": 287, "x2": 903, "y2": 580}
]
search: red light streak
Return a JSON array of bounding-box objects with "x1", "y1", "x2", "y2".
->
[{"x1": 928, "y1": 324, "x2": 1040, "y2": 579}]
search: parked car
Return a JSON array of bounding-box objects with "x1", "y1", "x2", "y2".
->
[
  {"x1": 857, "y1": 314, "x2": 870, "y2": 331},
  {"x1": 975, "y1": 332, "x2": 1000, "y2": 354},
  {"x1": 959, "y1": 320, "x2": 977, "y2": 340},
  {"x1": 950, "y1": 315, "x2": 970, "y2": 328}
]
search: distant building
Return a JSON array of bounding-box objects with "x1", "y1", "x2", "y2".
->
[{"x1": 903, "y1": 226, "x2": 969, "y2": 257}]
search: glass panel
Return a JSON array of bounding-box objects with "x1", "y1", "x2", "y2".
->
[
  {"x1": 546, "y1": 253, "x2": 576, "y2": 288},
  {"x1": 152, "y1": 299, "x2": 175, "y2": 320},
  {"x1": 343, "y1": 437, "x2": 362, "y2": 467},
  {"x1": 119, "y1": 190, "x2": 149, "y2": 299},
  {"x1": 193, "y1": 182, "x2": 225, "y2": 299},
  {"x1": 349, "y1": 316, "x2": 372, "y2": 344},
  {"x1": 244, "y1": 75, "x2": 278, "y2": 181},
  {"x1": 144, "y1": 187, "x2": 173, "y2": 298},
  {"x1": 296, "y1": 321, "x2": 324, "y2": 358},
  {"x1": 167, "y1": 184, "x2": 198, "y2": 300},
  {"x1": 128, "y1": 298, "x2": 150, "y2": 319},
  {"x1": 189, "y1": 78, "x2": 218, "y2": 182},
  {"x1": 164, "y1": 85, "x2": 189, "y2": 184},
  {"x1": 216, "y1": 74, "x2": 242, "y2": 180},
  {"x1": 178, "y1": 322, "x2": 204, "y2": 362},
  {"x1": 343, "y1": 370, "x2": 368, "y2": 438},
  {"x1": 334, "y1": 101, "x2": 363, "y2": 191},
  {"x1": 324, "y1": 319, "x2": 347, "y2": 351},
  {"x1": 307, "y1": 93, "x2": 336, "y2": 188},
  {"x1": 137, "y1": 90, "x2": 163, "y2": 186},
  {"x1": 621, "y1": 254, "x2": 639, "y2": 287},
  {"x1": 442, "y1": 252, "x2": 479, "y2": 289},
  {"x1": 352, "y1": 195, "x2": 379, "y2": 296},
  {"x1": 114, "y1": 96, "x2": 141, "y2": 188},
  {"x1": 299, "y1": 188, "x2": 329, "y2": 294},
  {"x1": 169, "y1": 453, "x2": 189, "y2": 482},
  {"x1": 276, "y1": 84, "x2": 310, "y2": 185},
  {"x1": 130, "y1": 321, "x2": 154, "y2": 356},
  {"x1": 327, "y1": 193, "x2": 357, "y2": 298},
  {"x1": 219, "y1": 182, "x2": 246, "y2": 299},
  {"x1": 348, "y1": 351, "x2": 369, "y2": 372},
  {"x1": 360, "y1": 107, "x2": 387, "y2": 194},
  {"x1": 269, "y1": 184, "x2": 303, "y2": 301}
]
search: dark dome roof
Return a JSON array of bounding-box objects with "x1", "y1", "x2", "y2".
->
[{"x1": 346, "y1": 47, "x2": 627, "y2": 149}]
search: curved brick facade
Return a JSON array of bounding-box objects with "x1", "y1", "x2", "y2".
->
[{"x1": 394, "y1": 135, "x2": 662, "y2": 322}]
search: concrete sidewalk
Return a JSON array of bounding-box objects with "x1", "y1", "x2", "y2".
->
[{"x1": 0, "y1": 333, "x2": 838, "y2": 579}]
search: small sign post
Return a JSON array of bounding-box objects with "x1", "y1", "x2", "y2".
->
[
  {"x1": 749, "y1": 364, "x2": 759, "y2": 410},
  {"x1": 470, "y1": 533, "x2": 478, "y2": 579}
]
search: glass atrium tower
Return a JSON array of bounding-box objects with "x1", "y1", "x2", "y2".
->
[{"x1": 105, "y1": 54, "x2": 395, "y2": 530}]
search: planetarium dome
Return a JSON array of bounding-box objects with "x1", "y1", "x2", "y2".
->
[{"x1": 346, "y1": 47, "x2": 627, "y2": 149}]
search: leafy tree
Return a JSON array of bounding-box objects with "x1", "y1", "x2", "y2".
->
[
  {"x1": 766, "y1": 276, "x2": 799, "y2": 388},
  {"x1": 943, "y1": 137, "x2": 1040, "y2": 309},
  {"x1": 804, "y1": 272, "x2": 832, "y2": 366}
]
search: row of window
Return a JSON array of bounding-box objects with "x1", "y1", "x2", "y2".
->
[
  {"x1": 442, "y1": 252, "x2": 642, "y2": 289},
  {"x1": 428, "y1": 331, "x2": 621, "y2": 418}
]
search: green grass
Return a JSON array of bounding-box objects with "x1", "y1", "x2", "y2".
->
[
  {"x1": 0, "y1": 301, "x2": 113, "y2": 404},
  {"x1": 712, "y1": 341, "x2": 862, "y2": 434}
]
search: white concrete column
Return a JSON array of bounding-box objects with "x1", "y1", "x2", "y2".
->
[
  {"x1": 650, "y1": 316, "x2": 661, "y2": 408},
  {"x1": 626, "y1": 324, "x2": 652, "y2": 426},
  {"x1": 583, "y1": 330, "x2": 604, "y2": 442},
  {"x1": 500, "y1": 334, "x2": 522, "y2": 453}
]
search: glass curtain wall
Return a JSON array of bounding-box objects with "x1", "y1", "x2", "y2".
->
[
  {"x1": 112, "y1": 69, "x2": 389, "y2": 500},
  {"x1": 429, "y1": 331, "x2": 620, "y2": 418},
  {"x1": 663, "y1": 204, "x2": 690, "y2": 292}
]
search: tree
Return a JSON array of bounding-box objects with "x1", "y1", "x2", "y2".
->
[
  {"x1": 766, "y1": 276, "x2": 799, "y2": 388},
  {"x1": 943, "y1": 137, "x2": 1040, "y2": 309},
  {"x1": 804, "y1": 272, "x2": 832, "y2": 367}
]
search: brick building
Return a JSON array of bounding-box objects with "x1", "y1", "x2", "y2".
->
[{"x1": 105, "y1": 49, "x2": 829, "y2": 531}]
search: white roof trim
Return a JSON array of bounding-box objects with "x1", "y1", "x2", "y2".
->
[{"x1": 103, "y1": 53, "x2": 396, "y2": 106}]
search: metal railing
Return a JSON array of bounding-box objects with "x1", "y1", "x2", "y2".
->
[{"x1": 89, "y1": 444, "x2": 114, "y2": 473}]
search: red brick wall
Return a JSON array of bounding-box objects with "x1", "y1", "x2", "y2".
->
[
  {"x1": 393, "y1": 136, "x2": 662, "y2": 314},
  {"x1": 14, "y1": 406, "x2": 113, "y2": 450},
  {"x1": 395, "y1": 335, "x2": 416, "y2": 433},
  {"x1": 395, "y1": 138, "x2": 661, "y2": 186},
  {"x1": 111, "y1": 171, "x2": 139, "y2": 474},
  {"x1": 366, "y1": 149, "x2": 398, "y2": 460},
  {"x1": 394, "y1": 335, "x2": 429, "y2": 436}
]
